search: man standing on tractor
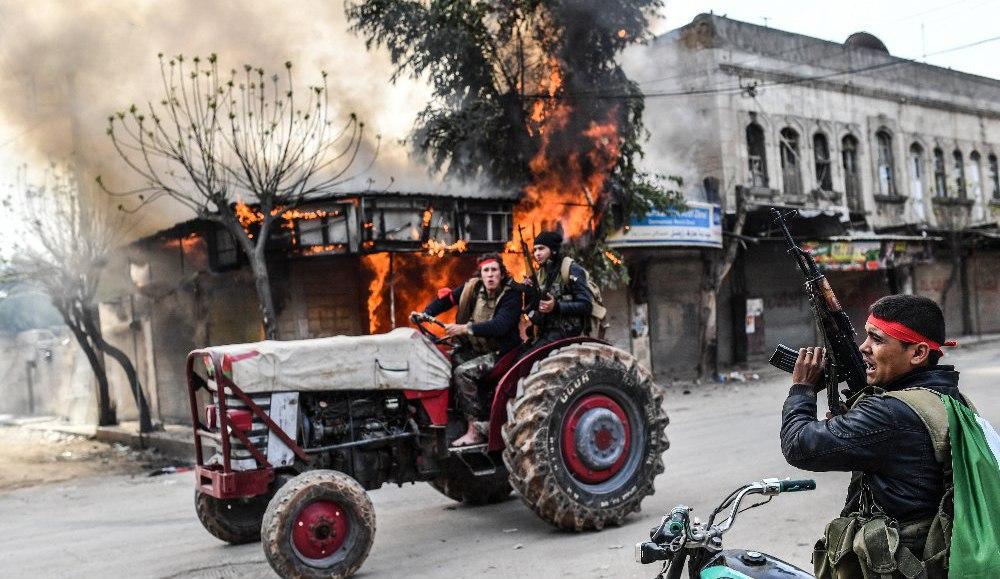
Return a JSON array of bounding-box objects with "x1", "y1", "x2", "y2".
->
[
  {"x1": 780, "y1": 294, "x2": 996, "y2": 578},
  {"x1": 524, "y1": 230, "x2": 596, "y2": 347},
  {"x1": 415, "y1": 253, "x2": 522, "y2": 447}
]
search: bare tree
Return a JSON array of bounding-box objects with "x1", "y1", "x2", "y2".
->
[
  {"x1": 102, "y1": 54, "x2": 372, "y2": 339},
  {"x1": 4, "y1": 167, "x2": 153, "y2": 431}
]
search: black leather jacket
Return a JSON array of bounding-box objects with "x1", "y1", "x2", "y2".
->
[{"x1": 780, "y1": 365, "x2": 963, "y2": 523}]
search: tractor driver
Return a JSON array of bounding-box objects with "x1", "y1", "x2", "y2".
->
[{"x1": 415, "y1": 253, "x2": 523, "y2": 447}]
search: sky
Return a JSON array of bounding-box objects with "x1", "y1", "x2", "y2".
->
[{"x1": 2, "y1": 0, "x2": 999, "y2": 258}]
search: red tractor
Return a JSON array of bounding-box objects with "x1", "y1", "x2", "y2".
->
[{"x1": 187, "y1": 317, "x2": 669, "y2": 578}]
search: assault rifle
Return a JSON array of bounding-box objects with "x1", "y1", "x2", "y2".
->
[{"x1": 768, "y1": 209, "x2": 867, "y2": 416}]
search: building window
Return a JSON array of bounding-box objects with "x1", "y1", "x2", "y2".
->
[
  {"x1": 952, "y1": 150, "x2": 966, "y2": 198},
  {"x1": 908, "y1": 143, "x2": 925, "y2": 197},
  {"x1": 294, "y1": 207, "x2": 350, "y2": 250},
  {"x1": 780, "y1": 127, "x2": 802, "y2": 196},
  {"x1": 746, "y1": 123, "x2": 768, "y2": 187},
  {"x1": 989, "y1": 154, "x2": 1000, "y2": 200},
  {"x1": 933, "y1": 148, "x2": 947, "y2": 198},
  {"x1": 969, "y1": 151, "x2": 984, "y2": 203},
  {"x1": 841, "y1": 135, "x2": 861, "y2": 211},
  {"x1": 813, "y1": 133, "x2": 832, "y2": 191},
  {"x1": 460, "y1": 202, "x2": 512, "y2": 243},
  {"x1": 210, "y1": 226, "x2": 240, "y2": 270},
  {"x1": 875, "y1": 130, "x2": 896, "y2": 196}
]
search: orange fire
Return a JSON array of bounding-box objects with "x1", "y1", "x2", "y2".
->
[
  {"x1": 361, "y1": 253, "x2": 391, "y2": 334},
  {"x1": 233, "y1": 202, "x2": 338, "y2": 243},
  {"x1": 357, "y1": 57, "x2": 623, "y2": 335},
  {"x1": 515, "y1": 59, "x2": 621, "y2": 243},
  {"x1": 363, "y1": 253, "x2": 475, "y2": 334},
  {"x1": 423, "y1": 239, "x2": 468, "y2": 257}
]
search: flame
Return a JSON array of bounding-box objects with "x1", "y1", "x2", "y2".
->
[
  {"x1": 361, "y1": 253, "x2": 391, "y2": 334},
  {"x1": 503, "y1": 57, "x2": 622, "y2": 282},
  {"x1": 423, "y1": 239, "x2": 468, "y2": 257},
  {"x1": 162, "y1": 232, "x2": 202, "y2": 252},
  {"x1": 362, "y1": 253, "x2": 474, "y2": 334},
  {"x1": 301, "y1": 244, "x2": 344, "y2": 255},
  {"x1": 233, "y1": 202, "x2": 340, "y2": 243}
]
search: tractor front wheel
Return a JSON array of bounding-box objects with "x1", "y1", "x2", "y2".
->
[
  {"x1": 261, "y1": 470, "x2": 375, "y2": 579},
  {"x1": 502, "y1": 342, "x2": 669, "y2": 531}
]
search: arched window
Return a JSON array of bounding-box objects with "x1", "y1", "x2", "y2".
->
[
  {"x1": 908, "y1": 144, "x2": 925, "y2": 196},
  {"x1": 842, "y1": 135, "x2": 861, "y2": 211},
  {"x1": 875, "y1": 130, "x2": 896, "y2": 196},
  {"x1": 813, "y1": 133, "x2": 832, "y2": 191},
  {"x1": 909, "y1": 143, "x2": 926, "y2": 221},
  {"x1": 989, "y1": 154, "x2": 1000, "y2": 200},
  {"x1": 746, "y1": 123, "x2": 768, "y2": 187},
  {"x1": 969, "y1": 151, "x2": 983, "y2": 201},
  {"x1": 780, "y1": 127, "x2": 802, "y2": 196},
  {"x1": 952, "y1": 150, "x2": 966, "y2": 198},
  {"x1": 933, "y1": 148, "x2": 947, "y2": 198}
]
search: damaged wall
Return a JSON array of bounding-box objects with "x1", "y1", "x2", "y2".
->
[{"x1": 0, "y1": 329, "x2": 96, "y2": 423}]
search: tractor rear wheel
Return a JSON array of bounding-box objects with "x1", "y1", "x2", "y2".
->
[
  {"x1": 261, "y1": 470, "x2": 375, "y2": 579},
  {"x1": 502, "y1": 342, "x2": 669, "y2": 531},
  {"x1": 429, "y1": 457, "x2": 512, "y2": 505}
]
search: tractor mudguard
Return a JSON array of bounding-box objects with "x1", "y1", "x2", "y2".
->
[{"x1": 486, "y1": 337, "x2": 606, "y2": 451}]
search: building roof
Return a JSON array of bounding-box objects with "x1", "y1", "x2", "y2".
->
[{"x1": 654, "y1": 13, "x2": 1000, "y2": 107}]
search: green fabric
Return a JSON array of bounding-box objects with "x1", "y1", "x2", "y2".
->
[{"x1": 943, "y1": 394, "x2": 1000, "y2": 578}]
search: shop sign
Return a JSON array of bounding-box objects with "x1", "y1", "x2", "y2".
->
[
  {"x1": 607, "y1": 201, "x2": 723, "y2": 249},
  {"x1": 802, "y1": 240, "x2": 930, "y2": 271}
]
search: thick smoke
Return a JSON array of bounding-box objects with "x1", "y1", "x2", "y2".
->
[{"x1": 0, "y1": 0, "x2": 472, "y2": 238}]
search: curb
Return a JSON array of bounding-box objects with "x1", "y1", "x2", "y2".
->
[{"x1": 94, "y1": 427, "x2": 195, "y2": 464}]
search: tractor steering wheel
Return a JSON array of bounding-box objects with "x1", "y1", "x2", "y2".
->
[{"x1": 410, "y1": 312, "x2": 457, "y2": 346}]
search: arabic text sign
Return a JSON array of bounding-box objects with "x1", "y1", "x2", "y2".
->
[{"x1": 607, "y1": 202, "x2": 722, "y2": 249}]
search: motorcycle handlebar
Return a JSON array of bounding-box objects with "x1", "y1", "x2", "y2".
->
[{"x1": 779, "y1": 479, "x2": 816, "y2": 492}]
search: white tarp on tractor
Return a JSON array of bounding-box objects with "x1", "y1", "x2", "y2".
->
[{"x1": 205, "y1": 328, "x2": 450, "y2": 393}]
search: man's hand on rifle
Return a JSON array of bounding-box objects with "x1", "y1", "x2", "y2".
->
[
  {"x1": 792, "y1": 346, "x2": 827, "y2": 391},
  {"x1": 538, "y1": 295, "x2": 555, "y2": 314}
]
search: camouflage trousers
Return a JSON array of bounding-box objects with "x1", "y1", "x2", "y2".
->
[{"x1": 453, "y1": 351, "x2": 497, "y2": 420}]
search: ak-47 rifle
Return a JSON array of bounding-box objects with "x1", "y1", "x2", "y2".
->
[{"x1": 769, "y1": 209, "x2": 867, "y2": 416}]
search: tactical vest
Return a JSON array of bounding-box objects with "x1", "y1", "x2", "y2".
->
[
  {"x1": 814, "y1": 387, "x2": 975, "y2": 579},
  {"x1": 455, "y1": 278, "x2": 508, "y2": 354}
]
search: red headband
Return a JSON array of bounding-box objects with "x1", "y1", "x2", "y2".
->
[
  {"x1": 867, "y1": 313, "x2": 957, "y2": 353},
  {"x1": 477, "y1": 258, "x2": 499, "y2": 267}
]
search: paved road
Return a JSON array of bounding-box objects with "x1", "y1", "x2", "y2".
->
[{"x1": 2, "y1": 341, "x2": 998, "y2": 579}]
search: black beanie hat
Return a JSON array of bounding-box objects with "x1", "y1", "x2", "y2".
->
[{"x1": 533, "y1": 231, "x2": 563, "y2": 252}]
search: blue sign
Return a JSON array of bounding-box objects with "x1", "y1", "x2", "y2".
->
[{"x1": 607, "y1": 201, "x2": 723, "y2": 249}]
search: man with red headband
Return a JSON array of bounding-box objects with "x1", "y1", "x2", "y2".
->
[
  {"x1": 780, "y1": 294, "x2": 972, "y2": 578},
  {"x1": 416, "y1": 253, "x2": 522, "y2": 446}
]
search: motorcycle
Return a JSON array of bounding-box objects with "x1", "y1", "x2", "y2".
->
[{"x1": 636, "y1": 478, "x2": 816, "y2": 579}]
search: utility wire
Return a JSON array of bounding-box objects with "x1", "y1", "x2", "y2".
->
[{"x1": 531, "y1": 30, "x2": 1000, "y2": 101}]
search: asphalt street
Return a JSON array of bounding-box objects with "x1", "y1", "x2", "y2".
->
[{"x1": 1, "y1": 341, "x2": 998, "y2": 579}]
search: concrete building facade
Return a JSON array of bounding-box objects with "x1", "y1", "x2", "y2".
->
[{"x1": 619, "y1": 14, "x2": 1000, "y2": 377}]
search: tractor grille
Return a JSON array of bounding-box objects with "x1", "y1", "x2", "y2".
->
[{"x1": 208, "y1": 390, "x2": 272, "y2": 471}]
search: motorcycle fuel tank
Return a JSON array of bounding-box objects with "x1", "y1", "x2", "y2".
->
[{"x1": 700, "y1": 548, "x2": 812, "y2": 578}]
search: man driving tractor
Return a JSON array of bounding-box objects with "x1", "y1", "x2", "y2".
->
[{"x1": 415, "y1": 253, "x2": 523, "y2": 447}]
